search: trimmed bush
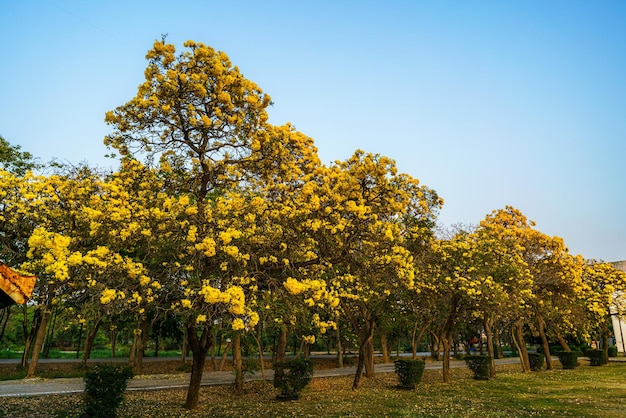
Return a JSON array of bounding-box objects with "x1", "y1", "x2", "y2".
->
[
  {"x1": 557, "y1": 351, "x2": 579, "y2": 369},
  {"x1": 528, "y1": 352, "x2": 545, "y2": 371},
  {"x1": 608, "y1": 346, "x2": 618, "y2": 358},
  {"x1": 394, "y1": 358, "x2": 426, "y2": 389},
  {"x1": 465, "y1": 355, "x2": 491, "y2": 380},
  {"x1": 83, "y1": 364, "x2": 134, "y2": 418},
  {"x1": 273, "y1": 356, "x2": 313, "y2": 400},
  {"x1": 587, "y1": 349, "x2": 605, "y2": 366}
]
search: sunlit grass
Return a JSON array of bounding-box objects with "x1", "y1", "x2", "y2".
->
[{"x1": 1, "y1": 363, "x2": 625, "y2": 417}]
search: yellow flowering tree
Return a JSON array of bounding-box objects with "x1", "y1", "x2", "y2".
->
[
  {"x1": 103, "y1": 38, "x2": 288, "y2": 409},
  {"x1": 9, "y1": 165, "x2": 159, "y2": 376},
  {"x1": 519, "y1": 216, "x2": 584, "y2": 370},
  {"x1": 79, "y1": 158, "x2": 178, "y2": 372},
  {"x1": 13, "y1": 167, "x2": 102, "y2": 376},
  {"x1": 282, "y1": 151, "x2": 441, "y2": 389},
  {"x1": 581, "y1": 261, "x2": 626, "y2": 363},
  {"x1": 471, "y1": 208, "x2": 535, "y2": 375}
]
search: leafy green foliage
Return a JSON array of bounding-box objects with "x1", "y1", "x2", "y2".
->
[
  {"x1": 83, "y1": 364, "x2": 134, "y2": 417},
  {"x1": 528, "y1": 352, "x2": 545, "y2": 371},
  {"x1": 0, "y1": 136, "x2": 39, "y2": 176},
  {"x1": 464, "y1": 355, "x2": 491, "y2": 380},
  {"x1": 273, "y1": 356, "x2": 313, "y2": 399},
  {"x1": 585, "y1": 349, "x2": 605, "y2": 366},
  {"x1": 394, "y1": 358, "x2": 425, "y2": 389},
  {"x1": 556, "y1": 351, "x2": 580, "y2": 369}
]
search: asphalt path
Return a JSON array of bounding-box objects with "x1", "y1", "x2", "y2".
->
[{"x1": 0, "y1": 356, "x2": 524, "y2": 398}]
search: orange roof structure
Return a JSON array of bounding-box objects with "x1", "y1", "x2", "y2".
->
[{"x1": 0, "y1": 263, "x2": 36, "y2": 308}]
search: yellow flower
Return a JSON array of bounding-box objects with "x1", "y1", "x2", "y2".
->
[{"x1": 232, "y1": 318, "x2": 245, "y2": 331}]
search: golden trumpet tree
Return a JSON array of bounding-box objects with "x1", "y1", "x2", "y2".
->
[
  {"x1": 581, "y1": 261, "x2": 626, "y2": 362},
  {"x1": 104, "y1": 38, "x2": 314, "y2": 408},
  {"x1": 472, "y1": 208, "x2": 534, "y2": 375},
  {"x1": 419, "y1": 229, "x2": 480, "y2": 383},
  {"x1": 522, "y1": 225, "x2": 584, "y2": 369},
  {"x1": 283, "y1": 151, "x2": 441, "y2": 389},
  {"x1": 4, "y1": 166, "x2": 156, "y2": 377}
]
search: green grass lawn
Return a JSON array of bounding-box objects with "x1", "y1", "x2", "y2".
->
[
  {"x1": 1, "y1": 363, "x2": 625, "y2": 417},
  {"x1": 0, "y1": 348, "x2": 183, "y2": 360}
]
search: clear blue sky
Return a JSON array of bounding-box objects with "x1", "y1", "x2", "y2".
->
[{"x1": 1, "y1": 1, "x2": 625, "y2": 262}]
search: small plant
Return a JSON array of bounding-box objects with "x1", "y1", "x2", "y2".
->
[
  {"x1": 608, "y1": 346, "x2": 618, "y2": 357},
  {"x1": 586, "y1": 349, "x2": 605, "y2": 366},
  {"x1": 273, "y1": 356, "x2": 313, "y2": 400},
  {"x1": 557, "y1": 351, "x2": 579, "y2": 369},
  {"x1": 464, "y1": 355, "x2": 491, "y2": 380},
  {"x1": 528, "y1": 352, "x2": 544, "y2": 371},
  {"x1": 83, "y1": 364, "x2": 134, "y2": 418},
  {"x1": 394, "y1": 358, "x2": 425, "y2": 389}
]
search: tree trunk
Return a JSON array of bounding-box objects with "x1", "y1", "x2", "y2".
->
[
  {"x1": 219, "y1": 340, "x2": 232, "y2": 371},
  {"x1": 0, "y1": 306, "x2": 11, "y2": 342},
  {"x1": 535, "y1": 312, "x2": 553, "y2": 370},
  {"x1": 129, "y1": 328, "x2": 138, "y2": 367},
  {"x1": 601, "y1": 319, "x2": 610, "y2": 365},
  {"x1": 555, "y1": 331, "x2": 572, "y2": 352},
  {"x1": 134, "y1": 318, "x2": 149, "y2": 375},
  {"x1": 184, "y1": 323, "x2": 212, "y2": 410},
  {"x1": 379, "y1": 329, "x2": 391, "y2": 363},
  {"x1": 429, "y1": 331, "x2": 441, "y2": 361},
  {"x1": 364, "y1": 337, "x2": 375, "y2": 376},
  {"x1": 441, "y1": 315, "x2": 454, "y2": 384},
  {"x1": 411, "y1": 321, "x2": 419, "y2": 358},
  {"x1": 21, "y1": 305, "x2": 40, "y2": 369},
  {"x1": 43, "y1": 306, "x2": 58, "y2": 358},
  {"x1": 276, "y1": 324, "x2": 288, "y2": 363},
  {"x1": 484, "y1": 314, "x2": 496, "y2": 378},
  {"x1": 26, "y1": 305, "x2": 52, "y2": 378},
  {"x1": 81, "y1": 317, "x2": 102, "y2": 367},
  {"x1": 75, "y1": 322, "x2": 83, "y2": 360},
  {"x1": 513, "y1": 321, "x2": 530, "y2": 372},
  {"x1": 411, "y1": 321, "x2": 431, "y2": 359},
  {"x1": 110, "y1": 326, "x2": 118, "y2": 358},
  {"x1": 254, "y1": 322, "x2": 266, "y2": 381},
  {"x1": 494, "y1": 324, "x2": 503, "y2": 359},
  {"x1": 335, "y1": 323, "x2": 343, "y2": 368},
  {"x1": 180, "y1": 326, "x2": 188, "y2": 363},
  {"x1": 233, "y1": 332, "x2": 244, "y2": 393},
  {"x1": 352, "y1": 319, "x2": 375, "y2": 390},
  {"x1": 209, "y1": 332, "x2": 217, "y2": 371}
]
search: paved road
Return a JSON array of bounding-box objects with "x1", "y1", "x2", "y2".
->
[{"x1": 0, "y1": 357, "x2": 524, "y2": 398}]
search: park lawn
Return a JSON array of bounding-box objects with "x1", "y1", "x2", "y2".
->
[{"x1": 1, "y1": 363, "x2": 625, "y2": 417}]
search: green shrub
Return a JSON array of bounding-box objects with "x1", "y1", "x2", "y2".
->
[
  {"x1": 528, "y1": 352, "x2": 544, "y2": 371},
  {"x1": 557, "y1": 351, "x2": 579, "y2": 369},
  {"x1": 608, "y1": 346, "x2": 618, "y2": 357},
  {"x1": 83, "y1": 364, "x2": 134, "y2": 418},
  {"x1": 587, "y1": 349, "x2": 605, "y2": 366},
  {"x1": 464, "y1": 355, "x2": 491, "y2": 380},
  {"x1": 394, "y1": 358, "x2": 426, "y2": 389},
  {"x1": 273, "y1": 356, "x2": 314, "y2": 400},
  {"x1": 537, "y1": 345, "x2": 563, "y2": 355}
]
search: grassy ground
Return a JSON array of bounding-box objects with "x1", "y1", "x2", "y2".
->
[
  {"x1": 0, "y1": 348, "x2": 182, "y2": 360},
  {"x1": 2, "y1": 362, "x2": 626, "y2": 417}
]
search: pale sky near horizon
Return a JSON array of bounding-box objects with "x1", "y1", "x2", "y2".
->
[{"x1": 1, "y1": 1, "x2": 625, "y2": 262}]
